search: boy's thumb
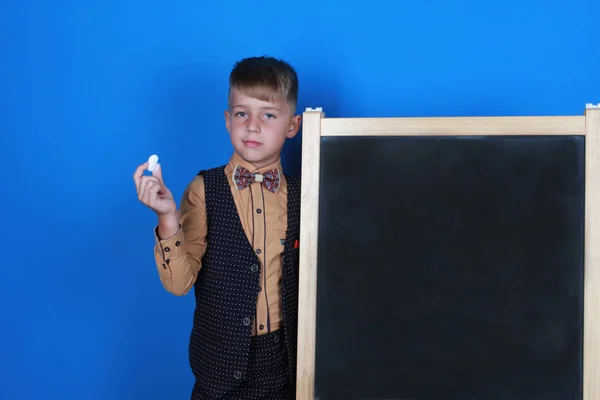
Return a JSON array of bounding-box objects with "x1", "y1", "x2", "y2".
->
[{"x1": 153, "y1": 163, "x2": 164, "y2": 182}]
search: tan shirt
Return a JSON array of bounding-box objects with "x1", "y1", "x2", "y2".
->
[{"x1": 154, "y1": 152, "x2": 288, "y2": 336}]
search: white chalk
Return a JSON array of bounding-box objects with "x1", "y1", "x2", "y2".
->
[{"x1": 147, "y1": 154, "x2": 159, "y2": 172}]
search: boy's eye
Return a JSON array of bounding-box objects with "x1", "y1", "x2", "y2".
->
[
  {"x1": 265, "y1": 113, "x2": 275, "y2": 119},
  {"x1": 235, "y1": 111, "x2": 247, "y2": 117}
]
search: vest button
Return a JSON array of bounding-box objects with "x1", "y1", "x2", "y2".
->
[
  {"x1": 250, "y1": 264, "x2": 258, "y2": 272},
  {"x1": 234, "y1": 371, "x2": 242, "y2": 379},
  {"x1": 243, "y1": 317, "x2": 251, "y2": 326}
]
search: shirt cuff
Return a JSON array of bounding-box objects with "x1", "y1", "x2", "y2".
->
[{"x1": 154, "y1": 225, "x2": 185, "y2": 262}]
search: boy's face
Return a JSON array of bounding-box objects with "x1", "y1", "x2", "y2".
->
[{"x1": 225, "y1": 88, "x2": 300, "y2": 169}]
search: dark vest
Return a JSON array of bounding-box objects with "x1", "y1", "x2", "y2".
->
[{"x1": 188, "y1": 165, "x2": 301, "y2": 398}]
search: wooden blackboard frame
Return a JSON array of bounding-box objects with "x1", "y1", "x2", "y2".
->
[{"x1": 295, "y1": 104, "x2": 600, "y2": 400}]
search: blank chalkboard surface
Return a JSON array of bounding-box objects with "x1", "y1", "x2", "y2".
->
[
  {"x1": 295, "y1": 107, "x2": 600, "y2": 400},
  {"x1": 314, "y1": 135, "x2": 584, "y2": 399}
]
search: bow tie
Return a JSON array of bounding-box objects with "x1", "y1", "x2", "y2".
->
[{"x1": 233, "y1": 165, "x2": 281, "y2": 193}]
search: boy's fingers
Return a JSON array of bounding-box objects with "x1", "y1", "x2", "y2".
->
[
  {"x1": 152, "y1": 163, "x2": 164, "y2": 183},
  {"x1": 148, "y1": 181, "x2": 161, "y2": 201},
  {"x1": 138, "y1": 176, "x2": 162, "y2": 202},
  {"x1": 138, "y1": 177, "x2": 149, "y2": 200},
  {"x1": 143, "y1": 181, "x2": 157, "y2": 204},
  {"x1": 149, "y1": 180, "x2": 161, "y2": 193},
  {"x1": 133, "y1": 162, "x2": 149, "y2": 187}
]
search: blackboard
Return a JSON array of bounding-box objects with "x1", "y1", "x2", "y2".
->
[{"x1": 295, "y1": 108, "x2": 600, "y2": 400}]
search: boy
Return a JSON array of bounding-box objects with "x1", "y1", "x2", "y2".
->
[{"x1": 133, "y1": 56, "x2": 302, "y2": 399}]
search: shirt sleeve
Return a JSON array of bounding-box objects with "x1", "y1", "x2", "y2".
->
[{"x1": 153, "y1": 175, "x2": 207, "y2": 296}]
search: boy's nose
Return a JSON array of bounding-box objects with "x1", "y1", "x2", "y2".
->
[{"x1": 246, "y1": 118, "x2": 260, "y2": 132}]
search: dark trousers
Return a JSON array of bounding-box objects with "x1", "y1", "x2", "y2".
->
[{"x1": 191, "y1": 329, "x2": 293, "y2": 400}]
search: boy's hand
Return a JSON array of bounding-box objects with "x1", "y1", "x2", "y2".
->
[{"x1": 133, "y1": 162, "x2": 177, "y2": 217}]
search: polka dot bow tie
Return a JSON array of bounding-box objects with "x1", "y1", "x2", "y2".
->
[{"x1": 233, "y1": 165, "x2": 281, "y2": 193}]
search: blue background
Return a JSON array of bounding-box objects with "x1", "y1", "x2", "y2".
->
[{"x1": 1, "y1": 0, "x2": 599, "y2": 398}]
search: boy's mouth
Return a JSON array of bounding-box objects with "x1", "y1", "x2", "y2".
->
[{"x1": 243, "y1": 140, "x2": 262, "y2": 148}]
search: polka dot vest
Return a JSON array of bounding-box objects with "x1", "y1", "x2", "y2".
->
[{"x1": 189, "y1": 165, "x2": 301, "y2": 398}]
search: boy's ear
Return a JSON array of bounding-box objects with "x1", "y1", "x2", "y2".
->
[
  {"x1": 286, "y1": 114, "x2": 301, "y2": 139},
  {"x1": 224, "y1": 110, "x2": 231, "y2": 133}
]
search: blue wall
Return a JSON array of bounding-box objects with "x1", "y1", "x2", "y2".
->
[{"x1": 2, "y1": 1, "x2": 599, "y2": 398}]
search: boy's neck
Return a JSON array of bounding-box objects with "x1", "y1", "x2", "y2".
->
[{"x1": 229, "y1": 151, "x2": 282, "y2": 173}]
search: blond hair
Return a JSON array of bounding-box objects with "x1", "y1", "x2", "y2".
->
[{"x1": 229, "y1": 56, "x2": 299, "y2": 112}]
